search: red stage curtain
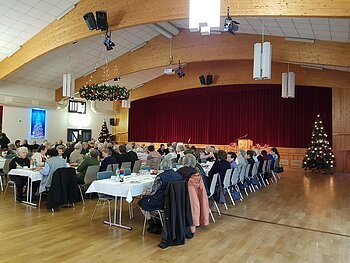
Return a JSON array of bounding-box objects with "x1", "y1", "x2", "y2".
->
[{"x1": 129, "y1": 85, "x2": 332, "y2": 148}]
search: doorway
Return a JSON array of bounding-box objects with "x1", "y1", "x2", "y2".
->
[{"x1": 67, "y1": 129, "x2": 92, "y2": 142}]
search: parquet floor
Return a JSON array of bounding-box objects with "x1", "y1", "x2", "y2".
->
[{"x1": 0, "y1": 170, "x2": 350, "y2": 263}]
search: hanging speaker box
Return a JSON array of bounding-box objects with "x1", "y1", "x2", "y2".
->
[
  {"x1": 206, "y1": 75, "x2": 213, "y2": 85},
  {"x1": 199, "y1": 75, "x2": 206, "y2": 85},
  {"x1": 281, "y1": 72, "x2": 288, "y2": 98},
  {"x1": 109, "y1": 118, "x2": 115, "y2": 126},
  {"x1": 96, "y1": 11, "x2": 108, "y2": 31},
  {"x1": 253, "y1": 43, "x2": 262, "y2": 80},
  {"x1": 261, "y1": 42, "x2": 272, "y2": 79},
  {"x1": 83, "y1": 12, "x2": 97, "y2": 30}
]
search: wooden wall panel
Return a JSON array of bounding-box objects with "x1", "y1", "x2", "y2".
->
[{"x1": 332, "y1": 88, "x2": 350, "y2": 150}]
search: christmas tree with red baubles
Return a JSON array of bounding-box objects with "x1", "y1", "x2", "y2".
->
[
  {"x1": 98, "y1": 120, "x2": 111, "y2": 142},
  {"x1": 302, "y1": 114, "x2": 335, "y2": 172}
]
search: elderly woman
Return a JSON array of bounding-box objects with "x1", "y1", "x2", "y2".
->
[
  {"x1": 56, "y1": 145, "x2": 66, "y2": 158},
  {"x1": 138, "y1": 156, "x2": 182, "y2": 233},
  {"x1": 31, "y1": 145, "x2": 47, "y2": 168},
  {"x1": 76, "y1": 149, "x2": 100, "y2": 184},
  {"x1": 9, "y1": 147, "x2": 31, "y2": 201},
  {"x1": 236, "y1": 149, "x2": 248, "y2": 167},
  {"x1": 199, "y1": 146, "x2": 215, "y2": 162},
  {"x1": 177, "y1": 154, "x2": 198, "y2": 181},
  {"x1": 69, "y1": 143, "x2": 84, "y2": 166},
  {"x1": 38, "y1": 148, "x2": 67, "y2": 193}
]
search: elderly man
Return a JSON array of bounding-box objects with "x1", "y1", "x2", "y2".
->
[
  {"x1": 76, "y1": 149, "x2": 100, "y2": 184},
  {"x1": 138, "y1": 156, "x2": 182, "y2": 233}
]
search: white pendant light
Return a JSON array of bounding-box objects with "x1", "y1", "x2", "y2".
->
[
  {"x1": 62, "y1": 73, "x2": 75, "y2": 98},
  {"x1": 281, "y1": 71, "x2": 295, "y2": 98},
  {"x1": 121, "y1": 100, "x2": 131, "y2": 108},
  {"x1": 253, "y1": 42, "x2": 272, "y2": 80}
]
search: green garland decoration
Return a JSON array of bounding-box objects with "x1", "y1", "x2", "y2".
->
[{"x1": 79, "y1": 84, "x2": 130, "y2": 101}]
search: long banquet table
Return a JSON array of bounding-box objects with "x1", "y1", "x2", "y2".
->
[{"x1": 86, "y1": 174, "x2": 156, "y2": 230}]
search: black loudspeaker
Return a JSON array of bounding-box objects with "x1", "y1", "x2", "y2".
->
[
  {"x1": 96, "y1": 11, "x2": 108, "y2": 31},
  {"x1": 199, "y1": 75, "x2": 206, "y2": 85},
  {"x1": 206, "y1": 74, "x2": 213, "y2": 85},
  {"x1": 83, "y1": 12, "x2": 97, "y2": 30},
  {"x1": 109, "y1": 118, "x2": 115, "y2": 126}
]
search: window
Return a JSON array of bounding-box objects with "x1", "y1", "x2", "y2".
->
[{"x1": 68, "y1": 100, "x2": 86, "y2": 114}]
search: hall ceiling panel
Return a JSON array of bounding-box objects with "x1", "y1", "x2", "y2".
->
[
  {"x1": 171, "y1": 17, "x2": 350, "y2": 43},
  {"x1": 0, "y1": 0, "x2": 80, "y2": 62},
  {"x1": 4, "y1": 25, "x2": 160, "y2": 89}
]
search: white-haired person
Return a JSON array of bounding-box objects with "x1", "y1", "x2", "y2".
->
[
  {"x1": 138, "y1": 156, "x2": 182, "y2": 234},
  {"x1": 9, "y1": 147, "x2": 31, "y2": 201},
  {"x1": 177, "y1": 154, "x2": 198, "y2": 181},
  {"x1": 165, "y1": 146, "x2": 177, "y2": 161},
  {"x1": 69, "y1": 143, "x2": 84, "y2": 166},
  {"x1": 236, "y1": 149, "x2": 248, "y2": 167},
  {"x1": 199, "y1": 146, "x2": 215, "y2": 163},
  {"x1": 31, "y1": 145, "x2": 47, "y2": 168}
]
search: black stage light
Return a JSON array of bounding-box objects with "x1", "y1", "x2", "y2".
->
[
  {"x1": 206, "y1": 75, "x2": 213, "y2": 85},
  {"x1": 177, "y1": 67, "x2": 185, "y2": 78},
  {"x1": 223, "y1": 7, "x2": 239, "y2": 35},
  {"x1": 96, "y1": 11, "x2": 108, "y2": 31},
  {"x1": 83, "y1": 12, "x2": 97, "y2": 30},
  {"x1": 199, "y1": 75, "x2": 206, "y2": 85},
  {"x1": 103, "y1": 33, "x2": 115, "y2": 51}
]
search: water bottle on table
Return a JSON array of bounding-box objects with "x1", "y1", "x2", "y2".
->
[
  {"x1": 119, "y1": 169, "x2": 124, "y2": 182},
  {"x1": 115, "y1": 167, "x2": 120, "y2": 181}
]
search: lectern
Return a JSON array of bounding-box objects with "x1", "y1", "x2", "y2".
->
[{"x1": 238, "y1": 139, "x2": 253, "y2": 151}]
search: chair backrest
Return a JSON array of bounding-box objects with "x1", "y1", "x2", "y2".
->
[
  {"x1": 239, "y1": 165, "x2": 246, "y2": 182},
  {"x1": 97, "y1": 171, "x2": 113, "y2": 180},
  {"x1": 274, "y1": 157, "x2": 280, "y2": 169},
  {"x1": 3, "y1": 159, "x2": 12, "y2": 174},
  {"x1": 223, "y1": 168, "x2": 233, "y2": 189},
  {"x1": 208, "y1": 173, "x2": 219, "y2": 198},
  {"x1": 140, "y1": 165, "x2": 151, "y2": 171},
  {"x1": 152, "y1": 158, "x2": 161, "y2": 170},
  {"x1": 252, "y1": 162, "x2": 259, "y2": 177},
  {"x1": 266, "y1": 159, "x2": 272, "y2": 172},
  {"x1": 84, "y1": 165, "x2": 100, "y2": 184},
  {"x1": 132, "y1": 160, "x2": 142, "y2": 173},
  {"x1": 124, "y1": 167, "x2": 131, "y2": 176},
  {"x1": 262, "y1": 160, "x2": 268, "y2": 173},
  {"x1": 121, "y1": 161, "x2": 131, "y2": 169},
  {"x1": 231, "y1": 168, "x2": 240, "y2": 185},
  {"x1": 245, "y1": 163, "x2": 251, "y2": 178},
  {"x1": 106, "y1": 164, "x2": 113, "y2": 172}
]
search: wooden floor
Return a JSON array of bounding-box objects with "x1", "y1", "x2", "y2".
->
[{"x1": 1, "y1": 170, "x2": 350, "y2": 263}]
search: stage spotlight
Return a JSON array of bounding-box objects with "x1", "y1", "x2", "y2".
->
[
  {"x1": 103, "y1": 33, "x2": 115, "y2": 51},
  {"x1": 223, "y1": 7, "x2": 239, "y2": 35},
  {"x1": 177, "y1": 67, "x2": 185, "y2": 78},
  {"x1": 114, "y1": 77, "x2": 121, "y2": 81},
  {"x1": 83, "y1": 12, "x2": 97, "y2": 30}
]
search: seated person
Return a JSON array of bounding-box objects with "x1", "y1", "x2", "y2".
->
[
  {"x1": 236, "y1": 149, "x2": 248, "y2": 167},
  {"x1": 126, "y1": 144, "x2": 138, "y2": 170},
  {"x1": 136, "y1": 147, "x2": 148, "y2": 163},
  {"x1": 157, "y1": 144, "x2": 166, "y2": 156},
  {"x1": 22, "y1": 139, "x2": 31, "y2": 151},
  {"x1": 38, "y1": 148, "x2": 67, "y2": 193},
  {"x1": 56, "y1": 145, "x2": 66, "y2": 159},
  {"x1": 31, "y1": 145, "x2": 47, "y2": 168},
  {"x1": 31, "y1": 140, "x2": 40, "y2": 151},
  {"x1": 9, "y1": 147, "x2": 31, "y2": 201},
  {"x1": 227, "y1": 151, "x2": 238, "y2": 169},
  {"x1": 76, "y1": 149, "x2": 100, "y2": 184},
  {"x1": 147, "y1": 145, "x2": 161, "y2": 161},
  {"x1": 14, "y1": 140, "x2": 21, "y2": 149},
  {"x1": 117, "y1": 145, "x2": 135, "y2": 169},
  {"x1": 138, "y1": 156, "x2": 182, "y2": 233},
  {"x1": 199, "y1": 146, "x2": 215, "y2": 162},
  {"x1": 208, "y1": 150, "x2": 230, "y2": 184},
  {"x1": 258, "y1": 150, "x2": 270, "y2": 174},
  {"x1": 99, "y1": 149, "x2": 117, "y2": 172},
  {"x1": 165, "y1": 146, "x2": 177, "y2": 161},
  {"x1": 69, "y1": 143, "x2": 84, "y2": 166},
  {"x1": 177, "y1": 154, "x2": 198, "y2": 181},
  {"x1": 246, "y1": 150, "x2": 256, "y2": 177},
  {"x1": 5, "y1": 143, "x2": 17, "y2": 159}
]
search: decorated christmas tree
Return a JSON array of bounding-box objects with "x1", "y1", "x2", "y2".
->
[
  {"x1": 98, "y1": 120, "x2": 111, "y2": 142},
  {"x1": 302, "y1": 114, "x2": 335, "y2": 172}
]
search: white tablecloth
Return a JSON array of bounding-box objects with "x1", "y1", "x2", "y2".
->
[
  {"x1": 86, "y1": 175, "x2": 155, "y2": 203},
  {"x1": 8, "y1": 169, "x2": 42, "y2": 181}
]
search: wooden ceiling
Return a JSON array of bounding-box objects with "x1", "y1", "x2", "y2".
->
[{"x1": 1, "y1": 0, "x2": 350, "y2": 80}]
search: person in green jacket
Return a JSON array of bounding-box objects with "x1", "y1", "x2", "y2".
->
[{"x1": 76, "y1": 149, "x2": 100, "y2": 184}]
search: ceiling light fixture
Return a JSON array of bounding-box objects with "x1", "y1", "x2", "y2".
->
[
  {"x1": 189, "y1": 0, "x2": 220, "y2": 35},
  {"x1": 285, "y1": 37, "x2": 315, "y2": 43},
  {"x1": 223, "y1": 7, "x2": 240, "y2": 35}
]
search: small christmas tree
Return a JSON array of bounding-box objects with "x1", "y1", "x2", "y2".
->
[
  {"x1": 98, "y1": 120, "x2": 111, "y2": 142},
  {"x1": 302, "y1": 114, "x2": 335, "y2": 172}
]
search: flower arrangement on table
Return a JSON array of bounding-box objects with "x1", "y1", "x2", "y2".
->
[{"x1": 79, "y1": 84, "x2": 130, "y2": 101}]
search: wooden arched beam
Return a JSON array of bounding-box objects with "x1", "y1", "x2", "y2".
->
[
  {"x1": 1, "y1": 0, "x2": 349, "y2": 80},
  {"x1": 131, "y1": 60, "x2": 350, "y2": 101},
  {"x1": 55, "y1": 30, "x2": 350, "y2": 100}
]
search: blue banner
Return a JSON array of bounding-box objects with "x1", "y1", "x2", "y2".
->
[{"x1": 31, "y1": 108, "x2": 46, "y2": 138}]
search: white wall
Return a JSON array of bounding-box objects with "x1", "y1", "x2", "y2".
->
[{"x1": 2, "y1": 102, "x2": 114, "y2": 143}]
